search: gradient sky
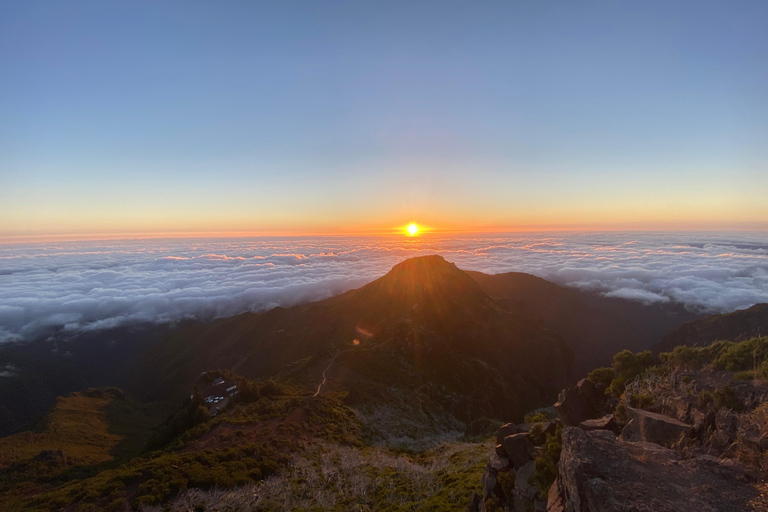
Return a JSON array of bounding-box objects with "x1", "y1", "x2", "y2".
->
[{"x1": 2, "y1": 0, "x2": 767, "y2": 238}]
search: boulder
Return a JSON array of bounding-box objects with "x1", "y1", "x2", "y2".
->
[
  {"x1": 690, "y1": 408, "x2": 716, "y2": 438},
  {"x1": 501, "y1": 432, "x2": 532, "y2": 469},
  {"x1": 554, "y1": 386, "x2": 599, "y2": 426},
  {"x1": 558, "y1": 427, "x2": 761, "y2": 511},
  {"x1": 513, "y1": 461, "x2": 537, "y2": 511},
  {"x1": 578, "y1": 414, "x2": 619, "y2": 434},
  {"x1": 577, "y1": 378, "x2": 605, "y2": 411},
  {"x1": 620, "y1": 407, "x2": 693, "y2": 447},
  {"x1": 496, "y1": 422, "x2": 519, "y2": 444}
]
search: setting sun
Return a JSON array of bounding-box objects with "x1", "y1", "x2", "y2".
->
[{"x1": 407, "y1": 223, "x2": 420, "y2": 236}]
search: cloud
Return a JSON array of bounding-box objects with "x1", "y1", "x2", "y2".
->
[{"x1": 0, "y1": 232, "x2": 767, "y2": 343}]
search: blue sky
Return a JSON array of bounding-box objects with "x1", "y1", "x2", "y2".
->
[{"x1": 1, "y1": 0, "x2": 767, "y2": 237}]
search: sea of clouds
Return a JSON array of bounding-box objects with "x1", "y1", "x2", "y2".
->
[{"x1": 1, "y1": 232, "x2": 767, "y2": 343}]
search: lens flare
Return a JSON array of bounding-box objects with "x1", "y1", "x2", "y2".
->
[{"x1": 407, "y1": 223, "x2": 419, "y2": 236}]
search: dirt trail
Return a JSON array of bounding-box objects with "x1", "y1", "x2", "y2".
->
[{"x1": 313, "y1": 330, "x2": 413, "y2": 397}]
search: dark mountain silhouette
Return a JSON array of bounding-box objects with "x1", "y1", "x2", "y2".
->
[
  {"x1": 466, "y1": 270, "x2": 700, "y2": 374},
  {"x1": 654, "y1": 303, "x2": 768, "y2": 353},
  {"x1": 131, "y1": 255, "x2": 575, "y2": 422}
]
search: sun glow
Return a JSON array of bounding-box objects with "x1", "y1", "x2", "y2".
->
[{"x1": 406, "y1": 223, "x2": 420, "y2": 236}]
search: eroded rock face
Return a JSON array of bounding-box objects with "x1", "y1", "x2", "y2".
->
[
  {"x1": 620, "y1": 407, "x2": 693, "y2": 447},
  {"x1": 557, "y1": 427, "x2": 760, "y2": 512}
]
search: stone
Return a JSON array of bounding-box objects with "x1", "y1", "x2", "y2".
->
[
  {"x1": 482, "y1": 454, "x2": 509, "y2": 502},
  {"x1": 467, "y1": 492, "x2": 481, "y2": 512},
  {"x1": 577, "y1": 377, "x2": 605, "y2": 411},
  {"x1": 620, "y1": 407, "x2": 693, "y2": 448},
  {"x1": 546, "y1": 481, "x2": 565, "y2": 512},
  {"x1": 558, "y1": 426, "x2": 760, "y2": 511},
  {"x1": 578, "y1": 414, "x2": 619, "y2": 434},
  {"x1": 554, "y1": 385, "x2": 599, "y2": 426},
  {"x1": 496, "y1": 422, "x2": 519, "y2": 444},
  {"x1": 513, "y1": 461, "x2": 537, "y2": 512},
  {"x1": 501, "y1": 432, "x2": 532, "y2": 469}
]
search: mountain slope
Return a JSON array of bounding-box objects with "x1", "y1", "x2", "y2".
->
[
  {"x1": 131, "y1": 256, "x2": 575, "y2": 424},
  {"x1": 466, "y1": 270, "x2": 700, "y2": 373},
  {"x1": 654, "y1": 303, "x2": 768, "y2": 353}
]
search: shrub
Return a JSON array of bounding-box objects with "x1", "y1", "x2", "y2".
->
[
  {"x1": 714, "y1": 385, "x2": 744, "y2": 413},
  {"x1": 529, "y1": 424, "x2": 562, "y2": 499},
  {"x1": 587, "y1": 367, "x2": 615, "y2": 393}
]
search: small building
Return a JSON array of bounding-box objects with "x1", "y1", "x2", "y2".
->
[{"x1": 197, "y1": 377, "x2": 239, "y2": 416}]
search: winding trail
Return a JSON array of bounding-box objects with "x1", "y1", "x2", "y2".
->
[{"x1": 313, "y1": 330, "x2": 414, "y2": 397}]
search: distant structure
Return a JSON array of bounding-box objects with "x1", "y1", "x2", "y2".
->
[{"x1": 198, "y1": 377, "x2": 239, "y2": 416}]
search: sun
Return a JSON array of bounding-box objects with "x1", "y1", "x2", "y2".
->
[{"x1": 406, "y1": 223, "x2": 420, "y2": 236}]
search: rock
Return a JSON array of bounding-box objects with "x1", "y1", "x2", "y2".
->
[
  {"x1": 534, "y1": 498, "x2": 547, "y2": 511},
  {"x1": 660, "y1": 395, "x2": 691, "y2": 422},
  {"x1": 546, "y1": 481, "x2": 565, "y2": 512},
  {"x1": 502, "y1": 432, "x2": 532, "y2": 469},
  {"x1": 481, "y1": 454, "x2": 509, "y2": 502},
  {"x1": 513, "y1": 461, "x2": 537, "y2": 511},
  {"x1": 620, "y1": 407, "x2": 693, "y2": 448},
  {"x1": 578, "y1": 414, "x2": 619, "y2": 434},
  {"x1": 577, "y1": 377, "x2": 605, "y2": 411},
  {"x1": 558, "y1": 427, "x2": 760, "y2": 511},
  {"x1": 494, "y1": 444, "x2": 506, "y2": 457},
  {"x1": 554, "y1": 386, "x2": 599, "y2": 426},
  {"x1": 467, "y1": 492, "x2": 481, "y2": 512},
  {"x1": 496, "y1": 422, "x2": 519, "y2": 444}
]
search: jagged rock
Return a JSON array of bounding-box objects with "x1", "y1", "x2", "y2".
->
[
  {"x1": 502, "y1": 432, "x2": 532, "y2": 469},
  {"x1": 554, "y1": 386, "x2": 599, "y2": 426},
  {"x1": 496, "y1": 422, "x2": 520, "y2": 444},
  {"x1": 467, "y1": 492, "x2": 481, "y2": 512},
  {"x1": 513, "y1": 461, "x2": 537, "y2": 511},
  {"x1": 481, "y1": 454, "x2": 510, "y2": 502},
  {"x1": 494, "y1": 444, "x2": 506, "y2": 457},
  {"x1": 620, "y1": 407, "x2": 693, "y2": 447},
  {"x1": 578, "y1": 414, "x2": 619, "y2": 434},
  {"x1": 546, "y1": 481, "x2": 565, "y2": 512},
  {"x1": 576, "y1": 378, "x2": 605, "y2": 411},
  {"x1": 558, "y1": 427, "x2": 760, "y2": 511}
]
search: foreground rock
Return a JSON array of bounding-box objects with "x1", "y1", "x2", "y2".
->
[
  {"x1": 554, "y1": 381, "x2": 601, "y2": 426},
  {"x1": 556, "y1": 427, "x2": 761, "y2": 512}
]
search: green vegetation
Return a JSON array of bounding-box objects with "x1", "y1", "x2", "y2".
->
[
  {"x1": 587, "y1": 350, "x2": 656, "y2": 398},
  {"x1": 529, "y1": 424, "x2": 562, "y2": 500},
  {"x1": 660, "y1": 337, "x2": 768, "y2": 374}
]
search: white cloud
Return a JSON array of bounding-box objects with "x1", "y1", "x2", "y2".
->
[{"x1": 0, "y1": 232, "x2": 767, "y2": 343}]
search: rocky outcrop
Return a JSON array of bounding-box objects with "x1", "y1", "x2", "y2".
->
[
  {"x1": 619, "y1": 407, "x2": 693, "y2": 447},
  {"x1": 502, "y1": 432, "x2": 532, "y2": 469},
  {"x1": 578, "y1": 414, "x2": 619, "y2": 434},
  {"x1": 554, "y1": 381, "x2": 601, "y2": 426},
  {"x1": 556, "y1": 427, "x2": 760, "y2": 512}
]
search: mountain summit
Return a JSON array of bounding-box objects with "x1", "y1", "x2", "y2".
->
[{"x1": 132, "y1": 255, "x2": 575, "y2": 425}]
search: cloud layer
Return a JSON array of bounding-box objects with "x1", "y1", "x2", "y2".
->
[{"x1": 1, "y1": 233, "x2": 767, "y2": 343}]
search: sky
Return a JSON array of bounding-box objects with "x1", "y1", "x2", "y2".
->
[
  {"x1": 2, "y1": 232, "x2": 768, "y2": 343},
  {"x1": 1, "y1": 0, "x2": 768, "y2": 238}
]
